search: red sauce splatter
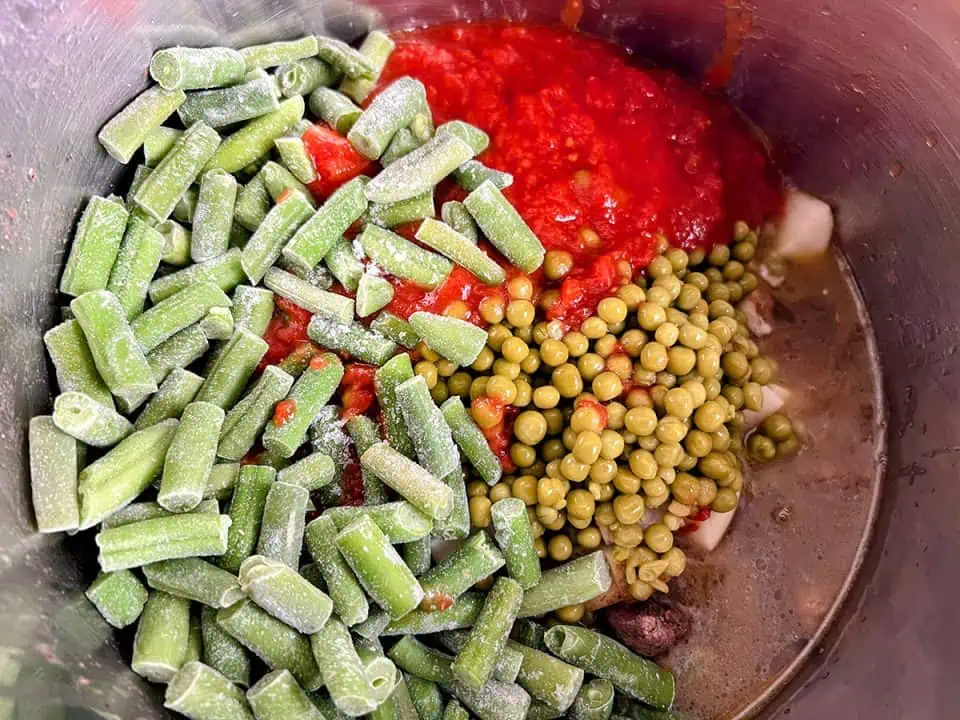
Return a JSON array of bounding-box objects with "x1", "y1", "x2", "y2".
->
[
  {"x1": 560, "y1": 0, "x2": 584, "y2": 30},
  {"x1": 273, "y1": 398, "x2": 297, "y2": 427},
  {"x1": 260, "y1": 297, "x2": 312, "y2": 369},
  {"x1": 302, "y1": 124, "x2": 377, "y2": 199},
  {"x1": 341, "y1": 461, "x2": 365, "y2": 507},
  {"x1": 421, "y1": 591, "x2": 456, "y2": 612},
  {"x1": 340, "y1": 363, "x2": 378, "y2": 419},
  {"x1": 677, "y1": 506, "x2": 714, "y2": 535},
  {"x1": 277, "y1": 187, "x2": 294, "y2": 203},
  {"x1": 704, "y1": 0, "x2": 752, "y2": 90},
  {"x1": 309, "y1": 354, "x2": 329, "y2": 370}
]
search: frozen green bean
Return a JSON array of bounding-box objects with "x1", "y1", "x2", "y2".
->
[
  {"x1": 283, "y1": 177, "x2": 367, "y2": 272},
  {"x1": 143, "y1": 558, "x2": 244, "y2": 608},
  {"x1": 401, "y1": 536, "x2": 432, "y2": 577},
  {"x1": 440, "y1": 397, "x2": 500, "y2": 486},
  {"x1": 274, "y1": 135, "x2": 317, "y2": 183},
  {"x1": 416, "y1": 218, "x2": 503, "y2": 285},
  {"x1": 165, "y1": 661, "x2": 255, "y2": 720},
  {"x1": 364, "y1": 133, "x2": 475, "y2": 204},
  {"x1": 395, "y1": 374, "x2": 460, "y2": 478},
  {"x1": 388, "y1": 637, "x2": 454, "y2": 684},
  {"x1": 195, "y1": 328, "x2": 269, "y2": 409},
  {"x1": 443, "y1": 699, "x2": 469, "y2": 720},
  {"x1": 96, "y1": 512, "x2": 232, "y2": 572},
  {"x1": 239, "y1": 555, "x2": 333, "y2": 634},
  {"x1": 509, "y1": 640, "x2": 584, "y2": 713},
  {"x1": 380, "y1": 128, "x2": 421, "y2": 166},
  {"x1": 309, "y1": 87, "x2": 362, "y2": 133},
  {"x1": 304, "y1": 515, "x2": 369, "y2": 627},
  {"x1": 323, "y1": 501, "x2": 432, "y2": 544},
  {"x1": 310, "y1": 616, "x2": 378, "y2": 716},
  {"x1": 256, "y1": 481, "x2": 309, "y2": 568},
  {"x1": 201, "y1": 306, "x2": 235, "y2": 340},
  {"x1": 150, "y1": 46, "x2": 246, "y2": 90},
  {"x1": 60, "y1": 195, "x2": 129, "y2": 296},
  {"x1": 70, "y1": 290, "x2": 157, "y2": 406},
  {"x1": 149, "y1": 247, "x2": 246, "y2": 302},
  {"x1": 369, "y1": 191, "x2": 436, "y2": 228},
  {"x1": 307, "y1": 313, "x2": 398, "y2": 366},
  {"x1": 451, "y1": 577, "x2": 523, "y2": 688},
  {"x1": 159, "y1": 401, "x2": 225, "y2": 512},
  {"x1": 201, "y1": 606, "x2": 252, "y2": 687},
  {"x1": 192, "y1": 169, "x2": 239, "y2": 262},
  {"x1": 463, "y1": 180, "x2": 544, "y2": 272},
  {"x1": 221, "y1": 465, "x2": 276, "y2": 573},
  {"x1": 158, "y1": 219, "x2": 192, "y2": 265},
  {"x1": 86, "y1": 569, "x2": 149, "y2": 629},
  {"x1": 339, "y1": 31, "x2": 395, "y2": 104},
  {"x1": 371, "y1": 670, "x2": 419, "y2": 720},
  {"x1": 355, "y1": 273, "x2": 394, "y2": 318},
  {"x1": 173, "y1": 184, "x2": 200, "y2": 224},
  {"x1": 232, "y1": 285, "x2": 276, "y2": 335},
  {"x1": 355, "y1": 639, "x2": 399, "y2": 704},
  {"x1": 435, "y1": 121, "x2": 489, "y2": 155},
  {"x1": 264, "y1": 267, "x2": 354, "y2": 322},
  {"x1": 99, "y1": 86, "x2": 186, "y2": 164},
  {"x1": 406, "y1": 675, "x2": 444, "y2": 720},
  {"x1": 218, "y1": 365, "x2": 294, "y2": 461},
  {"x1": 510, "y1": 619, "x2": 545, "y2": 650},
  {"x1": 361, "y1": 442, "x2": 453, "y2": 521},
  {"x1": 432, "y1": 465, "x2": 470, "y2": 541},
  {"x1": 409, "y1": 312, "x2": 487, "y2": 367},
  {"x1": 52, "y1": 391, "x2": 132, "y2": 447},
  {"x1": 543, "y1": 626, "x2": 675, "y2": 710},
  {"x1": 358, "y1": 224, "x2": 452, "y2": 289},
  {"x1": 205, "y1": 463, "x2": 240, "y2": 500},
  {"x1": 132, "y1": 590, "x2": 191, "y2": 683},
  {"x1": 440, "y1": 201, "x2": 479, "y2": 244},
  {"x1": 453, "y1": 160, "x2": 513, "y2": 192},
  {"x1": 262, "y1": 160, "x2": 316, "y2": 207},
  {"x1": 519, "y1": 551, "x2": 612, "y2": 618},
  {"x1": 217, "y1": 599, "x2": 323, "y2": 690},
  {"x1": 107, "y1": 215, "x2": 167, "y2": 319},
  {"x1": 419, "y1": 532, "x2": 505, "y2": 609},
  {"x1": 490, "y1": 498, "x2": 541, "y2": 590},
  {"x1": 323, "y1": 235, "x2": 365, "y2": 292},
  {"x1": 569, "y1": 678, "x2": 615, "y2": 720},
  {"x1": 242, "y1": 190, "x2": 314, "y2": 283},
  {"x1": 347, "y1": 77, "x2": 427, "y2": 159},
  {"x1": 374, "y1": 353, "x2": 416, "y2": 459},
  {"x1": 315, "y1": 36, "x2": 376, "y2": 80},
  {"x1": 144, "y1": 126, "x2": 184, "y2": 167},
  {"x1": 43, "y1": 319, "x2": 114, "y2": 408},
  {"x1": 235, "y1": 172, "x2": 272, "y2": 231},
  {"x1": 277, "y1": 57, "x2": 338, "y2": 97},
  {"x1": 147, "y1": 325, "x2": 210, "y2": 384},
  {"x1": 248, "y1": 669, "x2": 327, "y2": 720},
  {"x1": 77, "y1": 419, "x2": 178, "y2": 529},
  {"x1": 241, "y1": 37, "x2": 319, "y2": 71},
  {"x1": 344, "y1": 414, "x2": 386, "y2": 503},
  {"x1": 209, "y1": 96, "x2": 305, "y2": 173},
  {"x1": 382, "y1": 592, "x2": 484, "y2": 636},
  {"x1": 441, "y1": 631, "x2": 523, "y2": 684},
  {"x1": 370, "y1": 312, "x2": 419, "y2": 350},
  {"x1": 102, "y1": 498, "x2": 219, "y2": 529},
  {"x1": 132, "y1": 281, "x2": 232, "y2": 353}
]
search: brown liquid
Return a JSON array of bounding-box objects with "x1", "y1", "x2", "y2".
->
[{"x1": 665, "y1": 251, "x2": 885, "y2": 719}]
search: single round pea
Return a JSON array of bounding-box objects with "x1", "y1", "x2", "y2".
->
[
  {"x1": 552, "y1": 364, "x2": 583, "y2": 398},
  {"x1": 686, "y1": 271, "x2": 708, "y2": 291},
  {"x1": 511, "y1": 476, "x2": 538, "y2": 505},
  {"x1": 664, "y1": 346, "x2": 696, "y2": 376},
  {"x1": 633, "y1": 367, "x2": 657, "y2": 388},
  {"x1": 605, "y1": 354, "x2": 633, "y2": 382},
  {"x1": 486, "y1": 375, "x2": 518, "y2": 404},
  {"x1": 617, "y1": 284, "x2": 645, "y2": 310},
  {"x1": 469, "y1": 377, "x2": 489, "y2": 401},
  {"x1": 648, "y1": 255, "x2": 673, "y2": 278},
  {"x1": 565, "y1": 407, "x2": 599, "y2": 437},
  {"x1": 531, "y1": 385, "x2": 559, "y2": 410},
  {"x1": 747, "y1": 433, "x2": 777, "y2": 462},
  {"x1": 562, "y1": 331, "x2": 589, "y2": 357},
  {"x1": 542, "y1": 438, "x2": 566, "y2": 463},
  {"x1": 637, "y1": 302, "x2": 666, "y2": 331},
  {"x1": 629, "y1": 449, "x2": 658, "y2": 480},
  {"x1": 741, "y1": 382, "x2": 762, "y2": 411},
  {"x1": 532, "y1": 322, "x2": 550, "y2": 345},
  {"x1": 566, "y1": 489, "x2": 596, "y2": 520},
  {"x1": 478, "y1": 295, "x2": 505, "y2": 324},
  {"x1": 534, "y1": 537, "x2": 547, "y2": 558},
  {"x1": 511, "y1": 443, "x2": 537, "y2": 468},
  {"x1": 699, "y1": 451, "x2": 732, "y2": 481},
  {"x1": 654, "y1": 443, "x2": 684, "y2": 468},
  {"x1": 708, "y1": 244, "x2": 730, "y2": 266},
  {"x1": 722, "y1": 385, "x2": 745, "y2": 409},
  {"x1": 750, "y1": 357, "x2": 775, "y2": 385},
  {"x1": 590, "y1": 458, "x2": 618, "y2": 484},
  {"x1": 638, "y1": 342, "x2": 667, "y2": 373},
  {"x1": 678, "y1": 323, "x2": 708, "y2": 350},
  {"x1": 694, "y1": 400, "x2": 726, "y2": 432},
  {"x1": 588, "y1": 480, "x2": 615, "y2": 503},
  {"x1": 646, "y1": 285, "x2": 672, "y2": 309},
  {"x1": 613, "y1": 494, "x2": 646, "y2": 525},
  {"x1": 722, "y1": 351, "x2": 751, "y2": 381},
  {"x1": 613, "y1": 469, "x2": 641, "y2": 495},
  {"x1": 613, "y1": 524, "x2": 644, "y2": 548},
  {"x1": 467, "y1": 480, "x2": 489, "y2": 498},
  {"x1": 597, "y1": 297, "x2": 628, "y2": 325},
  {"x1": 486, "y1": 324, "x2": 512, "y2": 352},
  {"x1": 618, "y1": 329, "x2": 645, "y2": 357},
  {"x1": 547, "y1": 534, "x2": 574, "y2": 562},
  {"x1": 539, "y1": 338, "x2": 569, "y2": 367},
  {"x1": 711, "y1": 425, "x2": 732, "y2": 451},
  {"x1": 560, "y1": 453, "x2": 590, "y2": 482},
  {"x1": 500, "y1": 337, "x2": 529, "y2": 365},
  {"x1": 469, "y1": 496, "x2": 492, "y2": 528},
  {"x1": 537, "y1": 477, "x2": 566, "y2": 508},
  {"x1": 681, "y1": 380, "x2": 707, "y2": 407},
  {"x1": 539, "y1": 289, "x2": 560, "y2": 312},
  {"x1": 605, "y1": 402, "x2": 626, "y2": 430},
  {"x1": 580, "y1": 316, "x2": 608, "y2": 340},
  {"x1": 697, "y1": 348, "x2": 721, "y2": 378},
  {"x1": 671, "y1": 473, "x2": 700, "y2": 505},
  {"x1": 577, "y1": 526, "x2": 602, "y2": 550},
  {"x1": 732, "y1": 240, "x2": 755, "y2": 262},
  {"x1": 414, "y1": 360, "x2": 438, "y2": 389},
  {"x1": 493, "y1": 359, "x2": 521, "y2": 380},
  {"x1": 431, "y1": 381, "x2": 449, "y2": 403},
  {"x1": 655, "y1": 274, "x2": 683, "y2": 301},
  {"x1": 598, "y1": 429, "x2": 624, "y2": 460},
  {"x1": 591, "y1": 371, "x2": 623, "y2": 402},
  {"x1": 703, "y1": 377, "x2": 722, "y2": 400},
  {"x1": 777, "y1": 434, "x2": 801, "y2": 457},
  {"x1": 675, "y1": 284, "x2": 700, "y2": 311},
  {"x1": 663, "y1": 387, "x2": 695, "y2": 418},
  {"x1": 709, "y1": 299, "x2": 736, "y2": 319},
  {"x1": 684, "y1": 429, "x2": 713, "y2": 458},
  {"x1": 544, "y1": 250, "x2": 574, "y2": 280},
  {"x1": 513, "y1": 410, "x2": 548, "y2": 446},
  {"x1": 563, "y1": 425, "x2": 578, "y2": 451},
  {"x1": 520, "y1": 350, "x2": 541, "y2": 376},
  {"x1": 697, "y1": 478, "x2": 718, "y2": 507},
  {"x1": 642, "y1": 477, "x2": 668, "y2": 498},
  {"x1": 654, "y1": 322, "x2": 679, "y2": 347},
  {"x1": 712, "y1": 487, "x2": 738, "y2": 513},
  {"x1": 514, "y1": 379, "x2": 532, "y2": 407},
  {"x1": 506, "y1": 276, "x2": 533, "y2": 301},
  {"x1": 577, "y1": 353, "x2": 605, "y2": 382},
  {"x1": 554, "y1": 602, "x2": 584, "y2": 623},
  {"x1": 543, "y1": 408, "x2": 565, "y2": 435},
  {"x1": 740, "y1": 272, "x2": 759, "y2": 294},
  {"x1": 644, "y1": 523, "x2": 674, "y2": 553},
  {"x1": 624, "y1": 406, "x2": 657, "y2": 436},
  {"x1": 665, "y1": 247, "x2": 688, "y2": 272},
  {"x1": 592, "y1": 335, "x2": 615, "y2": 359},
  {"x1": 505, "y1": 299, "x2": 535, "y2": 328},
  {"x1": 472, "y1": 347, "x2": 495, "y2": 372},
  {"x1": 656, "y1": 416, "x2": 688, "y2": 445},
  {"x1": 758, "y1": 413, "x2": 793, "y2": 443},
  {"x1": 707, "y1": 282, "x2": 731, "y2": 303},
  {"x1": 489, "y1": 483, "x2": 512, "y2": 503},
  {"x1": 447, "y1": 372, "x2": 472, "y2": 398},
  {"x1": 572, "y1": 431, "x2": 603, "y2": 465}
]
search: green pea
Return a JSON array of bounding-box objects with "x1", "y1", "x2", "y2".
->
[
  {"x1": 656, "y1": 416, "x2": 688, "y2": 444},
  {"x1": 709, "y1": 299, "x2": 735, "y2": 319},
  {"x1": 644, "y1": 523, "x2": 674, "y2": 553},
  {"x1": 703, "y1": 377, "x2": 722, "y2": 400},
  {"x1": 722, "y1": 351, "x2": 750, "y2": 381},
  {"x1": 655, "y1": 274, "x2": 683, "y2": 301},
  {"x1": 648, "y1": 255, "x2": 673, "y2": 278},
  {"x1": 629, "y1": 449, "x2": 659, "y2": 480},
  {"x1": 689, "y1": 312, "x2": 710, "y2": 330},
  {"x1": 740, "y1": 272, "x2": 759, "y2": 293},
  {"x1": 654, "y1": 322, "x2": 679, "y2": 347},
  {"x1": 654, "y1": 442, "x2": 684, "y2": 468},
  {"x1": 747, "y1": 432, "x2": 777, "y2": 462},
  {"x1": 707, "y1": 283, "x2": 730, "y2": 303},
  {"x1": 759, "y1": 412, "x2": 794, "y2": 442},
  {"x1": 678, "y1": 323, "x2": 707, "y2": 350},
  {"x1": 697, "y1": 348, "x2": 721, "y2": 378},
  {"x1": 751, "y1": 357, "x2": 776, "y2": 385},
  {"x1": 686, "y1": 272, "x2": 709, "y2": 292},
  {"x1": 666, "y1": 247, "x2": 689, "y2": 272},
  {"x1": 722, "y1": 385, "x2": 744, "y2": 408},
  {"x1": 699, "y1": 451, "x2": 732, "y2": 480},
  {"x1": 712, "y1": 487, "x2": 738, "y2": 513},
  {"x1": 726, "y1": 281, "x2": 744, "y2": 302},
  {"x1": 777, "y1": 434, "x2": 801, "y2": 457},
  {"x1": 663, "y1": 387, "x2": 694, "y2": 418},
  {"x1": 676, "y1": 284, "x2": 702, "y2": 310},
  {"x1": 655, "y1": 371, "x2": 677, "y2": 389},
  {"x1": 711, "y1": 425, "x2": 732, "y2": 451},
  {"x1": 709, "y1": 318, "x2": 736, "y2": 345},
  {"x1": 722, "y1": 260, "x2": 745, "y2": 281},
  {"x1": 732, "y1": 240, "x2": 755, "y2": 262},
  {"x1": 672, "y1": 473, "x2": 700, "y2": 504},
  {"x1": 684, "y1": 429, "x2": 713, "y2": 457},
  {"x1": 687, "y1": 248, "x2": 707, "y2": 266},
  {"x1": 640, "y1": 342, "x2": 668, "y2": 372},
  {"x1": 646, "y1": 285, "x2": 671, "y2": 309},
  {"x1": 637, "y1": 302, "x2": 666, "y2": 331},
  {"x1": 694, "y1": 401, "x2": 725, "y2": 432}
]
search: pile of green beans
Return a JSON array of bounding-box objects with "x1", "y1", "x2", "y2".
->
[{"x1": 24, "y1": 23, "x2": 797, "y2": 720}]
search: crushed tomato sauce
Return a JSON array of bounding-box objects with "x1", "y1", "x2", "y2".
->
[{"x1": 264, "y1": 21, "x2": 781, "y2": 501}]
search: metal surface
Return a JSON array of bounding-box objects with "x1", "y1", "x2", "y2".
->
[{"x1": 0, "y1": 0, "x2": 956, "y2": 718}]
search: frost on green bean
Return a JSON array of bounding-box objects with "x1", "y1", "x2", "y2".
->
[
  {"x1": 131, "y1": 281, "x2": 232, "y2": 353},
  {"x1": 150, "y1": 46, "x2": 246, "y2": 90},
  {"x1": 369, "y1": 190, "x2": 436, "y2": 229},
  {"x1": 192, "y1": 169, "x2": 239, "y2": 262},
  {"x1": 415, "y1": 218, "x2": 504, "y2": 285},
  {"x1": 463, "y1": 180, "x2": 545, "y2": 273},
  {"x1": 315, "y1": 36, "x2": 377, "y2": 80},
  {"x1": 196, "y1": 328, "x2": 269, "y2": 410},
  {"x1": 518, "y1": 551, "x2": 612, "y2": 618},
  {"x1": 241, "y1": 36, "x2": 319, "y2": 70},
  {"x1": 149, "y1": 247, "x2": 246, "y2": 303},
  {"x1": 247, "y1": 669, "x2": 326, "y2": 720},
  {"x1": 208, "y1": 96, "x2": 305, "y2": 174},
  {"x1": 238, "y1": 555, "x2": 333, "y2": 634},
  {"x1": 396, "y1": 374, "x2": 460, "y2": 479},
  {"x1": 143, "y1": 126, "x2": 184, "y2": 166},
  {"x1": 165, "y1": 661, "x2": 254, "y2": 720},
  {"x1": 364, "y1": 133, "x2": 475, "y2": 204},
  {"x1": 157, "y1": 219, "x2": 192, "y2": 266},
  {"x1": 95, "y1": 512, "x2": 232, "y2": 572},
  {"x1": 491, "y1": 497, "x2": 542, "y2": 591},
  {"x1": 52, "y1": 391, "x2": 133, "y2": 447},
  {"x1": 200, "y1": 306, "x2": 235, "y2": 340},
  {"x1": 348, "y1": 77, "x2": 427, "y2": 160},
  {"x1": 132, "y1": 591, "x2": 191, "y2": 683},
  {"x1": 283, "y1": 176, "x2": 368, "y2": 272},
  {"x1": 264, "y1": 267, "x2": 354, "y2": 323},
  {"x1": 322, "y1": 501, "x2": 433, "y2": 544},
  {"x1": 256, "y1": 481, "x2": 309, "y2": 568},
  {"x1": 147, "y1": 325, "x2": 210, "y2": 385},
  {"x1": 218, "y1": 365, "x2": 294, "y2": 461},
  {"x1": 309, "y1": 87, "x2": 363, "y2": 134},
  {"x1": 60, "y1": 196, "x2": 129, "y2": 297},
  {"x1": 143, "y1": 557, "x2": 244, "y2": 609},
  {"x1": 261, "y1": 161, "x2": 316, "y2": 208},
  {"x1": 43, "y1": 319, "x2": 114, "y2": 409},
  {"x1": 356, "y1": 273, "x2": 395, "y2": 318},
  {"x1": 277, "y1": 57, "x2": 339, "y2": 98},
  {"x1": 201, "y1": 606, "x2": 252, "y2": 688},
  {"x1": 86, "y1": 570, "x2": 149, "y2": 629},
  {"x1": 339, "y1": 31, "x2": 395, "y2": 104},
  {"x1": 159, "y1": 401, "x2": 225, "y2": 513},
  {"x1": 307, "y1": 313, "x2": 399, "y2": 366},
  {"x1": 106, "y1": 215, "x2": 166, "y2": 320},
  {"x1": 304, "y1": 515, "x2": 370, "y2": 627},
  {"x1": 274, "y1": 135, "x2": 317, "y2": 184},
  {"x1": 241, "y1": 190, "x2": 315, "y2": 284},
  {"x1": 98, "y1": 86, "x2": 186, "y2": 164},
  {"x1": 358, "y1": 224, "x2": 452, "y2": 290},
  {"x1": 311, "y1": 616, "x2": 378, "y2": 716},
  {"x1": 371, "y1": 312, "x2": 419, "y2": 350},
  {"x1": 409, "y1": 311, "x2": 488, "y2": 367},
  {"x1": 360, "y1": 442, "x2": 454, "y2": 521}
]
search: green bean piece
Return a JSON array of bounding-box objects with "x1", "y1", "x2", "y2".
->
[
  {"x1": 192, "y1": 169, "x2": 239, "y2": 262},
  {"x1": 52, "y1": 391, "x2": 132, "y2": 447},
  {"x1": 490, "y1": 498, "x2": 541, "y2": 591},
  {"x1": 370, "y1": 313, "x2": 419, "y2": 350},
  {"x1": 277, "y1": 56, "x2": 338, "y2": 98},
  {"x1": 273, "y1": 454, "x2": 333, "y2": 494},
  {"x1": 147, "y1": 325, "x2": 210, "y2": 385},
  {"x1": 440, "y1": 201, "x2": 479, "y2": 244},
  {"x1": 256, "y1": 481, "x2": 309, "y2": 568},
  {"x1": 312, "y1": 618, "x2": 379, "y2": 716},
  {"x1": 323, "y1": 235, "x2": 365, "y2": 292},
  {"x1": 350, "y1": 609, "x2": 390, "y2": 642},
  {"x1": 304, "y1": 515, "x2": 369, "y2": 627},
  {"x1": 102, "y1": 498, "x2": 218, "y2": 529},
  {"x1": 201, "y1": 606, "x2": 252, "y2": 687},
  {"x1": 216, "y1": 599, "x2": 323, "y2": 691},
  {"x1": 106, "y1": 215, "x2": 167, "y2": 320},
  {"x1": 232, "y1": 221, "x2": 250, "y2": 246},
  {"x1": 99, "y1": 86, "x2": 186, "y2": 164},
  {"x1": 307, "y1": 313, "x2": 399, "y2": 366},
  {"x1": 173, "y1": 184, "x2": 200, "y2": 224},
  {"x1": 415, "y1": 218, "x2": 503, "y2": 285},
  {"x1": 406, "y1": 675, "x2": 444, "y2": 720},
  {"x1": 264, "y1": 267, "x2": 354, "y2": 322},
  {"x1": 274, "y1": 135, "x2": 317, "y2": 183},
  {"x1": 369, "y1": 190, "x2": 436, "y2": 229},
  {"x1": 43, "y1": 319, "x2": 114, "y2": 409},
  {"x1": 158, "y1": 219, "x2": 192, "y2": 265},
  {"x1": 165, "y1": 661, "x2": 255, "y2": 720},
  {"x1": 419, "y1": 532, "x2": 505, "y2": 610},
  {"x1": 262, "y1": 354, "x2": 344, "y2": 458},
  {"x1": 323, "y1": 501, "x2": 432, "y2": 544},
  {"x1": 435, "y1": 121, "x2": 490, "y2": 155},
  {"x1": 209, "y1": 96, "x2": 305, "y2": 173},
  {"x1": 365, "y1": 133, "x2": 475, "y2": 204},
  {"x1": 262, "y1": 160, "x2": 317, "y2": 207},
  {"x1": 134, "y1": 122, "x2": 222, "y2": 222},
  {"x1": 453, "y1": 160, "x2": 513, "y2": 192},
  {"x1": 509, "y1": 640, "x2": 584, "y2": 713},
  {"x1": 395, "y1": 375, "x2": 460, "y2": 478},
  {"x1": 463, "y1": 180, "x2": 545, "y2": 273},
  {"x1": 221, "y1": 465, "x2": 276, "y2": 573},
  {"x1": 371, "y1": 670, "x2": 419, "y2": 720},
  {"x1": 70, "y1": 290, "x2": 157, "y2": 405},
  {"x1": 205, "y1": 463, "x2": 239, "y2": 500},
  {"x1": 196, "y1": 328, "x2": 269, "y2": 410},
  {"x1": 232, "y1": 285, "x2": 276, "y2": 335},
  {"x1": 60, "y1": 196, "x2": 129, "y2": 296},
  {"x1": 443, "y1": 699, "x2": 470, "y2": 720},
  {"x1": 432, "y1": 465, "x2": 470, "y2": 541},
  {"x1": 439, "y1": 397, "x2": 500, "y2": 486},
  {"x1": 143, "y1": 557, "x2": 244, "y2": 608},
  {"x1": 569, "y1": 678, "x2": 615, "y2": 720},
  {"x1": 238, "y1": 555, "x2": 333, "y2": 634},
  {"x1": 241, "y1": 36, "x2": 319, "y2": 71},
  {"x1": 132, "y1": 591, "x2": 191, "y2": 683},
  {"x1": 150, "y1": 46, "x2": 246, "y2": 91},
  {"x1": 358, "y1": 224, "x2": 452, "y2": 289},
  {"x1": 372, "y1": 354, "x2": 417, "y2": 461},
  {"x1": 383, "y1": 592, "x2": 484, "y2": 636},
  {"x1": 510, "y1": 619, "x2": 545, "y2": 650},
  {"x1": 96, "y1": 512, "x2": 231, "y2": 572},
  {"x1": 441, "y1": 630, "x2": 523, "y2": 684},
  {"x1": 315, "y1": 36, "x2": 377, "y2": 80},
  {"x1": 283, "y1": 176, "x2": 368, "y2": 271},
  {"x1": 217, "y1": 366, "x2": 294, "y2": 461},
  {"x1": 149, "y1": 247, "x2": 246, "y2": 302},
  {"x1": 144, "y1": 126, "x2": 184, "y2": 167},
  {"x1": 388, "y1": 637, "x2": 455, "y2": 683},
  {"x1": 310, "y1": 87, "x2": 363, "y2": 134},
  {"x1": 526, "y1": 700, "x2": 566, "y2": 720},
  {"x1": 360, "y1": 442, "x2": 453, "y2": 521},
  {"x1": 235, "y1": 172, "x2": 272, "y2": 231},
  {"x1": 133, "y1": 281, "x2": 232, "y2": 353},
  {"x1": 612, "y1": 692, "x2": 686, "y2": 719},
  {"x1": 241, "y1": 196, "x2": 313, "y2": 285},
  {"x1": 543, "y1": 626, "x2": 675, "y2": 710},
  {"x1": 86, "y1": 569, "x2": 149, "y2": 629},
  {"x1": 77, "y1": 419, "x2": 178, "y2": 530},
  {"x1": 409, "y1": 312, "x2": 487, "y2": 367},
  {"x1": 347, "y1": 77, "x2": 427, "y2": 159},
  {"x1": 355, "y1": 273, "x2": 395, "y2": 318},
  {"x1": 519, "y1": 551, "x2": 611, "y2": 618},
  {"x1": 451, "y1": 577, "x2": 523, "y2": 688},
  {"x1": 339, "y1": 31, "x2": 395, "y2": 103},
  {"x1": 159, "y1": 401, "x2": 226, "y2": 512},
  {"x1": 355, "y1": 639, "x2": 399, "y2": 704},
  {"x1": 380, "y1": 128, "x2": 421, "y2": 166},
  {"x1": 345, "y1": 415, "x2": 387, "y2": 504},
  {"x1": 248, "y1": 669, "x2": 326, "y2": 720},
  {"x1": 308, "y1": 405, "x2": 348, "y2": 504},
  {"x1": 401, "y1": 536, "x2": 432, "y2": 577},
  {"x1": 336, "y1": 515, "x2": 424, "y2": 618},
  {"x1": 201, "y1": 306, "x2": 235, "y2": 340}
]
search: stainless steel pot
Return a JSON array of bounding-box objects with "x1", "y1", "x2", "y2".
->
[{"x1": 0, "y1": 0, "x2": 956, "y2": 718}]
